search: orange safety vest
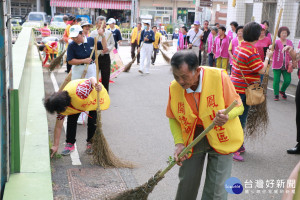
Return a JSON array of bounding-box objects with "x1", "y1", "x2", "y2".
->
[
  {"x1": 60, "y1": 79, "x2": 110, "y2": 116},
  {"x1": 39, "y1": 27, "x2": 51, "y2": 37},
  {"x1": 169, "y1": 66, "x2": 243, "y2": 157}
]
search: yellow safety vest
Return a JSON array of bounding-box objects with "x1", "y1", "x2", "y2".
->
[
  {"x1": 153, "y1": 32, "x2": 161, "y2": 49},
  {"x1": 60, "y1": 79, "x2": 110, "y2": 116},
  {"x1": 169, "y1": 66, "x2": 243, "y2": 157},
  {"x1": 45, "y1": 41, "x2": 58, "y2": 54},
  {"x1": 131, "y1": 27, "x2": 141, "y2": 45}
]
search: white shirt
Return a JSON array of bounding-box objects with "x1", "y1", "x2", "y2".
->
[
  {"x1": 90, "y1": 29, "x2": 115, "y2": 55},
  {"x1": 187, "y1": 28, "x2": 203, "y2": 47}
]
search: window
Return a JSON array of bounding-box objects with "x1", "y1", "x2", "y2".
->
[
  {"x1": 296, "y1": 4, "x2": 300, "y2": 38},
  {"x1": 245, "y1": 4, "x2": 253, "y2": 24},
  {"x1": 262, "y1": 3, "x2": 277, "y2": 33},
  {"x1": 11, "y1": 2, "x2": 33, "y2": 16}
]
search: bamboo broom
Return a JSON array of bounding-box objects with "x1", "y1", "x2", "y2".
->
[
  {"x1": 49, "y1": 49, "x2": 67, "y2": 71},
  {"x1": 159, "y1": 49, "x2": 171, "y2": 64},
  {"x1": 245, "y1": 8, "x2": 283, "y2": 138},
  {"x1": 124, "y1": 36, "x2": 148, "y2": 72},
  {"x1": 262, "y1": 8, "x2": 283, "y2": 91},
  {"x1": 92, "y1": 37, "x2": 134, "y2": 168},
  {"x1": 162, "y1": 43, "x2": 169, "y2": 51},
  {"x1": 109, "y1": 100, "x2": 238, "y2": 200}
]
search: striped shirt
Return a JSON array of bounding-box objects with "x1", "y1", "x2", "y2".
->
[{"x1": 230, "y1": 41, "x2": 264, "y2": 94}]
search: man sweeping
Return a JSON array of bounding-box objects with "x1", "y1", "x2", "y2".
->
[
  {"x1": 166, "y1": 50, "x2": 244, "y2": 199},
  {"x1": 139, "y1": 21, "x2": 155, "y2": 74}
]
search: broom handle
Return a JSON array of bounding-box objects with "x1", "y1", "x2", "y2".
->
[
  {"x1": 264, "y1": 8, "x2": 283, "y2": 77},
  {"x1": 158, "y1": 100, "x2": 238, "y2": 178},
  {"x1": 94, "y1": 36, "x2": 101, "y2": 110},
  {"x1": 81, "y1": 22, "x2": 112, "y2": 78}
]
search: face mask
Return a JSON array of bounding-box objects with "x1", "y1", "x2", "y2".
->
[{"x1": 143, "y1": 25, "x2": 148, "y2": 30}]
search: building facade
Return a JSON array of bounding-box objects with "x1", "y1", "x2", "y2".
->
[
  {"x1": 226, "y1": 0, "x2": 300, "y2": 45},
  {"x1": 139, "y1": 0, "x2": 214, "y2": 28}
]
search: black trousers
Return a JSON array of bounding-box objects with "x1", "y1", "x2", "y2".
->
[
  {"x1": 151, "y1": 48, "x2": 158, "y2": 64},
  {"x1": 296, "y1": 79, "x2": 300, "y2": 142},
  {"x1": 199, "y1": 50, "x2": 202, "y2": 66},
  {"x1": 131, "y1": 41, "x2": 140, "y2": 63},
  {"x1": 66, "y1": 111, "x2": 97, "y2": 144},
  {"x1": 98, "y1": 54, "x2": 111, "y2": 93},
  {"x1": 66, "y1": 62, "x2": 72, "y2": 73}
]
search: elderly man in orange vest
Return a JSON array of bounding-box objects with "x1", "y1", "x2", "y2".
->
[
  {"x1": 130, "y1": 22, "x2": 142, "y2": 64},
  {"x1": 166, "y1": 50, "x2": 244, "y2": 199}
]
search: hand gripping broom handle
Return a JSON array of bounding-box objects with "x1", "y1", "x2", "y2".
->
[
  {"x1": 158, "y1": 100, "x2": 238, "y2": 178},
  {"x1": 57, "y1": 40, "x2": 98, "y2": 92},
  {"x1": 265, "y1": 8, "x2": 283, "y2": 77},
  {"x1": 81, "y1": 21, "x2": 112, "y2": 79}
]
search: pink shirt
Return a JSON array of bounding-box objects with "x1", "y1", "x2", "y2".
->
[
  {"x1": 213, "y1": 34, "x2": 230, "y2": 58},
  {"x1": 227, "y1": 30, "x2": 236, "y2": 41},
  {"x1": 207, "y1": 33, "x2": 216, "y2": 54},
  {"x1": 298, "y1": 41, "x2": 300, "y2": 70},
  {"x1": 267, "y1": 33, "x2": 272, "y2": 42},
  {"x1": 255, "y1": 37, "x2": 272, "y2": 61},
  {"x1": 272, "y1": 39, "x2": 293, "y2": 70},
  {"x1": 229, "y1": 37, "x2": 242, "y2": 65}
]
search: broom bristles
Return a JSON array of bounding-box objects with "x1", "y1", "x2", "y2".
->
[
  {"x1": 123, "y1": 56, "x2": 137, "y2": 72},
  {"x1": 92, "y1": 110, "x2": 134, "y2": 168},
  {"x1": 49, "y1": 49, "x2": 67, "y2": 71},
  {"x1": 162, "y1": 44, "x2": 168, "y2": 51},
  {"x1": 162, "y1": 41, "x2": 170, "y2": 47},
  {"x1": 159, "y1": 49, "x2": 171, "y2": 64},
  {"x1": 245, "y1": 99, "x2": 269, "y2": 138},
  {"x1": 108, "y1": 170, "x2": 163, "y2": 200}
]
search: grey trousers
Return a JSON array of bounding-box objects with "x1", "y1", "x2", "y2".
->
[{"x1": 175, "y1": 136, "x2": 233, "y2": 200}]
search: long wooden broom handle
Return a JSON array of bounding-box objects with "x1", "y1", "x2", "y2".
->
[
  {"x1": 159, "y1": 100, "x2": 239, "y2": 178},
  {"x1": 81, "y1": 20, "x2": 111, "y2": 78},
  {"x1": 264, "y1": 8, "x2": 283, "y2": 76},
  {"x1": 94, "y1": 35, "x2": 101, "y2": 110}
]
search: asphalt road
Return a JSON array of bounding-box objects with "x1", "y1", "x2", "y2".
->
[{"x1": 44, "y1": 46, "x2": 300, "y2": 200}]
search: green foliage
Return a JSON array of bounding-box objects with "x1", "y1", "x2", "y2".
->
[
  {"x1": 120, "y1": 28, "x2": 132, "y2": 34},
  {"x1": 165, "y1": 24, "x2": 173, "y2": 34},
  {"x1": 49, "y1": 26, "x2": 65, "y2": 34},
  {"x1": 12, "y1": 26, "x2": 22, "y2": 31}
]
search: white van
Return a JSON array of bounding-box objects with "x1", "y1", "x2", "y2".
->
[{"x1": 22, "y1": 12, "x2": 50, "y2": 27}]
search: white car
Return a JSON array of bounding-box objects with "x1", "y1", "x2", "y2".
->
[{"x1": 50, "y1": 15, "x2": 66, "y2": 28}]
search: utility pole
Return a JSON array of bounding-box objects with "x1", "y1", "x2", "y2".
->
[
  {"x1": 36, "y1": 0, "x2": 41, "y2": 12},
  {"x1": 195, "y1": 0, "x2": 200, "y2": 22}
]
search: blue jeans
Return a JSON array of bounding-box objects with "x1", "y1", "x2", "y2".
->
[
  {"x1": 208, "y1": 53, "x2": 215, "y2": 67},
  {"x1": 239, "y1": 94, "x2": 249, "y2": 129}
]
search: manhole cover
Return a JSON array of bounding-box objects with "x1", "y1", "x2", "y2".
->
[{"x1": 67, "y1": 168, "x2": 128, "y2": 200}]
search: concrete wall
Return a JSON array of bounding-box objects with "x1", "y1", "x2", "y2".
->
[
  {"x1": 226, "y1": 0, "x2": 300, "y2": 46},
  {"x1": 3, "y1": 27, "x2": 52, "y2": 200}
]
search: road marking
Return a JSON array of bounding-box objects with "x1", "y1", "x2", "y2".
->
[
  {"x1": 267, "y1": 87, "x2": 295, "y2": 98},
  {"x1": 50, "y1": 72, "x2": 82, "y2": 165}
]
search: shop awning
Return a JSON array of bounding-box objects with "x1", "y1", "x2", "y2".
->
[{"x1": 50, "y1": 0, "x2": 132, "y2": 10}]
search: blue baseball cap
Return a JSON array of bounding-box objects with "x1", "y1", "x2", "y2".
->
[{"x1": 194, "y1": 20, "x2": 200, "y2": 25}]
